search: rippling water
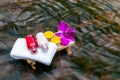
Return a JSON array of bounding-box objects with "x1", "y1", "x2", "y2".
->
[{"x1": 0, "y1": 1, "x2": 120, "y2": 80}]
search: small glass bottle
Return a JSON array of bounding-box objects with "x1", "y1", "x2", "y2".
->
[
  {"x1": 25, "y1": 34, "x2": 38, "y2": 54},
  {"x1": 36, "y1": 32, "x2": 48, "y2": 50}
]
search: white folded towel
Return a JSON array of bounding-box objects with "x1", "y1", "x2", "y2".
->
[{"x1": 10, "y1": 38, "x2": 57, "y2": 65}]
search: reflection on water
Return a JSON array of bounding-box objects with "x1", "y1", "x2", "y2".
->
[{"x1": 0, "y1": 0, "x2": 120, "y2": 80}]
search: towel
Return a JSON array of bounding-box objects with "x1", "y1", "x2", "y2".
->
[{"x1": 10, "y1": 38, "x2": 57, "y2": 65}]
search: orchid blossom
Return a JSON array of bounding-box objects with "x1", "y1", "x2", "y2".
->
[{"x1": 55, "y1": 21, "x2": 75, "y2": 46}]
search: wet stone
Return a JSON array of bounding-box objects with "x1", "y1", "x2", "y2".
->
[
  {"x1": 0, "y1": 21, "x2": 5, "y2": 28},
  {"x1": 0, "y1": 54, "x2": 14, "y2": 64},
  {"x1": 94, "y1": 30, "x2": 102, "y2": 36},
  {"x1": 104, "y1": 42, "x2": 113, "y2": 47},
  {"x1": 96, "y1": 47, "x2": 120, "y2": 59},
  {"x1": 84, "y1": 43, "x2": 97, "y2": 51},
  {"x1": 92, "y1": 36, "x2": 107, "y2": 46},
  {"x1": 6, "y1": 13, "x2": 18, "y2": 22},
  {"x1": 0, "y1": 64, "x2": 15, "y2": 79},
  {"x1": 80, "y1": 27, "x2": 88, "y2": 33},
  {"x1": 86, "y1": 24, "x2": 95, "y2": 31},
  {"x1": 96, "y1": 38, "x2": 107, "y2": 46},
  {"x1": 1, "y1": 70, "x2": 22, "y2": 80},
  {"x1": 89, "y1": 32, "x2": 96, "y2": 37}
]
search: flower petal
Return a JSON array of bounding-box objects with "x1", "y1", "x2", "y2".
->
[
  {"x1": 67, "y1": 27, "x2": 75, "y2": 32},
  {"x1": 63, "y1": 27, "x2": 75, "y2": 39},
  {"x1": 55, "y1": 32, "x2": 62, "y2": 36},
  {"x1": 58, "y1": 21, "x2": 69, "y2": 31},
  {"x1": 61, "y1": 37, "x2": 71, "y2": 46}
]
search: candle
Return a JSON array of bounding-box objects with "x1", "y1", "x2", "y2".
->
[
  {"x1": 51, "y1": 36, "x2": 61, "y2": 45},
  {"x1": 44, "y1": 31, "x2": 54, "y2": 39}
]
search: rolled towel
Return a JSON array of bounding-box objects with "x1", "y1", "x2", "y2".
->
[{"x1": 10, "y1": 38, "x2": 57, "y2": 65}]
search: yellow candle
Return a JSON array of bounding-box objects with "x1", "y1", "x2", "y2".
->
[
  {"x1": 51, "y1": 36, "x2": 61, "y2": 44},
  {"x1": 44, "y1": 31, "x2": 54, "y2": 39}
]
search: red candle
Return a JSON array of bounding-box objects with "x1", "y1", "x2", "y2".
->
[{"x1": 25, "y1": 34, "x2": 38, "y2": 54}]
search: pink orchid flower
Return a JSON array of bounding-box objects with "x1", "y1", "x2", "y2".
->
[{"x1": 55, "y1": 21, "x2": 75, "y2": 46}]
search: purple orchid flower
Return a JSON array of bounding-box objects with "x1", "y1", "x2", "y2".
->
[{"x1": 55, "y1": 21, "x2": 75, "y2": 46}]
